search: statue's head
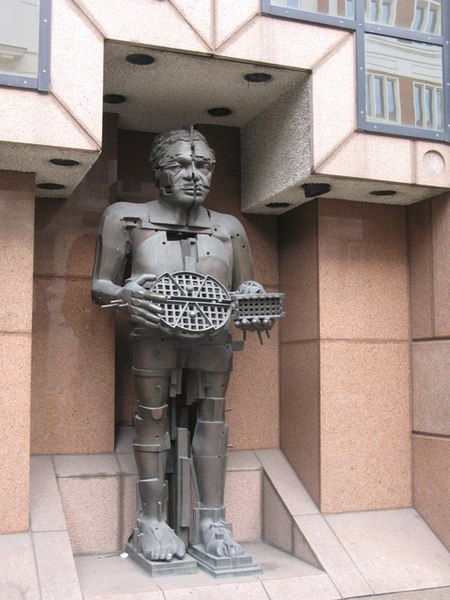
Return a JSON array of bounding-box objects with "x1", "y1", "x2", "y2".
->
[{"x1": 150, "y1": 127, "x2": 216, "y2": 208}]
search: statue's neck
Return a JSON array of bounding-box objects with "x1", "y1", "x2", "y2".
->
[{"x1": 156, "y1": 198, "x2": 204, "y2": 227}]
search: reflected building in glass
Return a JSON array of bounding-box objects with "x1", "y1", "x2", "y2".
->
[
  {"x1": 365, "y1": 35, "x2": 444, "y2": 131},
  {"x1": 0, "y1": 0, "x2": 40, "y2": 79}
]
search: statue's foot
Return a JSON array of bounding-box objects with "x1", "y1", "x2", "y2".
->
[
  {"x1": 137, "y1": 517, "x2": 185, "y2": 562},
  {"x1": 201, "y1": 520, "x2": 245, "y2": 558}
]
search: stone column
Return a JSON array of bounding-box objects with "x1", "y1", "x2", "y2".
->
[
  {"x1": 409, "y1": 193, "x2": 450, "y2": 550},
  {"x1": 0, "y1": 171, "x2": 35, "y2": 533},
  {"x1": 279, "y1": 198, "x2": 412, "y2": 512},
  {"x1": 31, "y1": 114, "x2": 117, "y2": 455}
]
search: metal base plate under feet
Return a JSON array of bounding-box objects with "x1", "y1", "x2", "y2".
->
[
  {"x1": 126, "y1": 542, "x2": 198, "y2": 577},
  {"x1": 188, "y1": 544, "x2": 262, "y2": 578}
]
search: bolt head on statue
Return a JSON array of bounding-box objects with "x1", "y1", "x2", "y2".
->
[{"x1": 91, "y1": 127, "x2": 282, "y2": 577}]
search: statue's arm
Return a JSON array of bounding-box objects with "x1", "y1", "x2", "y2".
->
[
  {"x1": 91, "y1": 204, "x2": 164, "y2": 328},
  {"x1": 91, "y1": 205, "x2": 129, "y2": 305},
  {"x1": 225, "y1": 215, "x2": 274, "y2": 334},
  {"x1": 227, "y1": 217, "x2": 254, "y2": 291}
]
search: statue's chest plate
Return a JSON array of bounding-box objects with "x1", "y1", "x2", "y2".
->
[{"x1": 129, "y1": 228, "x2": 233, "y2": 288}]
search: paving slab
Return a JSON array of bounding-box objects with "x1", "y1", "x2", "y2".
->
[
  {"x1": 75, "y1": 542, "x2": 325, "y2": 599},
  {"x1": 33, "y1": 530, "x2": 82, "y2": 600},
  {"x1": 294, "y1": 513, "x2": 373, "y2": 598},
  {"x1": 76, "y1": 554, "x2": 163, "y2": 599},
  {"x1": 30, "y1": 455, "x2": 66, "y2": 532},
  {"x1": 0, "y1": 532, "x2": 41, "y2": 600},
  {"x1": 349, "y1": 588, "x2": 450, "y2": 599},
  {"x1": 255, "y1": 449, "x2": 319, "y2": 516},
  {"x1": 326, "y1": 509, "x2": 450, "y2": 595},
  {"x1": 262, "y1": 573, "x2": 340, "y2": 600}
]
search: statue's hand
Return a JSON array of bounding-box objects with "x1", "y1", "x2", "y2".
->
[
  {"x1": 121, "y1": 274, "x2": 165, "y2": 328},
  {"x1": 234, "y1": 281, "x2": 274, "y2": 333},
  {"x1": 234, "y1": 316, "x2": 273, "y2": 333}
]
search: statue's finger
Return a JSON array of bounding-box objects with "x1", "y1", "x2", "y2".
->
[
  {"x1": 132, "y1": 298, "x2": 164, "y2": 314},
  {"x1": 143, "y1": 291, "x2": 166, "y2": 303},
  {"x1": 252, "y1": 318, "x2": 264, "y2": 331},
  {"x1": 240, "y1": 318, "x2": 250, "y2": 329},
  {"x1": 131, "y1": 305, "x2": 161, "y2": 323},
  {"x1": 135, "y1": 273, "x2": 157, "y2": 287},
  {"x1": 130, "y1": 314, "x2": 158, "y2": 328},
  {"x1": 263, "y1": 318, "x2": 274, "y2": 330}
]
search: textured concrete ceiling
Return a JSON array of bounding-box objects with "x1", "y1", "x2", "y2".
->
[{"x1": 103, "y1": 42, "x2": 308, "y2": 132}]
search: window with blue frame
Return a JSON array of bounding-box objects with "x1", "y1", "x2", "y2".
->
[
  {"x1": 261, "y1": 0, "x2": 449, "y2": 142},
  {"x1": 0, "y1": 0, "x2": 51, "y2": 91}
]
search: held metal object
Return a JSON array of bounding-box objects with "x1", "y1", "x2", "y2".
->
[{"x1": 102, "y1": 271, "x2": 285, "y2": 339}]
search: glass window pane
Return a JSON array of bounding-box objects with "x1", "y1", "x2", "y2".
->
[
  {"x1": 365, "y1": 0, "x2": 442, "y2": 35},
  {"x1": 268, "y1": 0, "x2": 354, "y2": 18},
  {"x1": 414, "y1": 84, "x2": 423, "y2": 126},
  {"x1": 374, "y1": 76, "x2": 385, "y2": 117},
  {"x1": 436, "y1": 89, "x2": 444, "y2": 129},
  {"x1": 0, "y1": 0, "x2": 40, "y2": 79},
  {"x1": 387, "y1": 79, "x2": 397, "y2": 119},
  {"x1": 381, "y1": 1, "x2": 391, "y2": 23},
  {"x1": 365, "y1": 33, "x2": 444, "y2": 130}
]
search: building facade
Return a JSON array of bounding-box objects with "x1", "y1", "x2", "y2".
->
[{"x1": 0, "y1": 1, "x2": 449, "y2": 597}]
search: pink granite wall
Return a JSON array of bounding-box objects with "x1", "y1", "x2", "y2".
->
[
  {"x1": 408, "y1": 193, "x2": 450, "y2": 550},
  {"x1": 0, "y1": 171, "x2": 35, "y2": 532},
  {"x1": 31, "y1": 115, "x2": 117, "y2": 454},
  {"x1": 279, "y1": 199, "x2": 412, "y2": 512}
]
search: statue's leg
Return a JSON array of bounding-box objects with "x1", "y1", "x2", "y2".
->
[
  {"x1": 191, "y1": 370, "x2": 244, "y2": 558},
  {"x1": 131, "y1": 340, "x2": 185, "y2": 562}
]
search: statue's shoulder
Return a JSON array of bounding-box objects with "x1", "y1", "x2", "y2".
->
[
  {"x1": 102, "y1": 201, "x2": 150, "y2": 221},
  {"x1": 208, "y1": 209, "x2": 246, "y2": 236}
]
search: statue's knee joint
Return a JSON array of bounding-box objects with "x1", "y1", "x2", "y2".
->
[
  {"x1": 198, "y1": 397, "x2": 225, "y2": 421},
  {"x1": 192, "y1": 420, "x2": 228, "y2": 457},
  {"x1": 133, "y1": 368, "x2": 171, "y2": 406},
  {"x1": 134, "y1": 404, "x2": 170, "y2": 450}
]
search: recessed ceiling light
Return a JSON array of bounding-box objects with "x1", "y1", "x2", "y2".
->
[
  {"x1": 49, "y1": 158, "x2": 80, "y2": 167},
  {"x1": 126, "y1": 53, "x2": 155, "y2": 65},
  {"x1": 207, "y1": 107, "x2": 232, "y2": 117},
  {"x1": 370, "y1": 190, "x2": 397, "y2": 196},
  {"x1": 302, "y1": 183, "x2": 331, "y2": 198},
  {"x1": 103, "y1": 94, "x2": 126, "y2": 104},
  {"x1": 244, "y1": 72, "x2": 272, "y2": 83},
  {"x1": 37, "y1": 182, "x2": 66, "y2": 190},
  {"x1": 266, "y1": 202, "x2": 290, "y2": 208}
]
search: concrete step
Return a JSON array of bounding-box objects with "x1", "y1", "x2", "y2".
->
[
  {"x1": 12, "y1": 437, "x2": 450, "y2": 600},
  {"x1": 53, "y1": 426, "x2": 264, "y2": 555}
]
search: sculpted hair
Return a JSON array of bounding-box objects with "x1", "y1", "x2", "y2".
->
[{"x1": 149, "y1": 128, "x2": 216, "y2": 173}]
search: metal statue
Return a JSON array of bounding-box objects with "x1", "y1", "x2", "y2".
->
[{"x1": 91, "y1": 128, "x2": 283, "y2": 577}]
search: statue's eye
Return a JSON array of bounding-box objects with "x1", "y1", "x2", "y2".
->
[
  {"x1": 163, "y1": 163, "x2": 182, "y2": 172},
  {"x1": 196, "y1": 161, "x2": 212, "y2": 172}
]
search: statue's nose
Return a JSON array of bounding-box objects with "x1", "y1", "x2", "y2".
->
[{"x1": 187, "y1": 164, "x2": 199, "y2": 181}]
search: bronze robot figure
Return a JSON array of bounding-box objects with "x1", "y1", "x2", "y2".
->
[{"x1": 92, "y1": 128, "x2": 279, "y2": 573}]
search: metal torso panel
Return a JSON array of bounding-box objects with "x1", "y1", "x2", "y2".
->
[{"x1": 125, "y1": 202, "x2": 234, "y2": 290}]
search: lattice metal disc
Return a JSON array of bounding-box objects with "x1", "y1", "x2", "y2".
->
[{"x1": 152, "y1": 272, "x2": 232, "y2": 337}]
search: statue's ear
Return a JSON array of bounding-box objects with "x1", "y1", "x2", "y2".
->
[{"x1": 153, "y1": 169, "x2": 160, "y2": 185}]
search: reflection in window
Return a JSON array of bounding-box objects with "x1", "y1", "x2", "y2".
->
[
  {"x1": 264, "y1": 0, "x2": 448, "y2": 139},
  {"x1": 268, "y1": 0, "x2": 354, "y2": 18},
  {"x1": 0, "y1": 0, "x2": 40, "y2": 79},
  {"x1": 412, "y1": 0, "x2": 441, "y2": 34},
  {"x1": 414, "y1": 83, "x2": 444, "y2": 129},
  {"x1": 365, "y1": 34, "x2": 443, "y2": 130},
  {"x1": 364, "y1": 0, "x2": 442, "y2": 34},
  {"x1": 365, "y1": 0, "x2": 396, "y2": 25},
  {"x1": 366, "y1": 74, "x2": 399, "y2": 122}
]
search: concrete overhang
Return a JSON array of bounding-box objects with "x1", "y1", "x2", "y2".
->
[
  {"x1": 0, "y1": 0, "x2": 448, "y2": 208},
  {"x1": 103, "y1": 41, "x2": 450, "y2": 214}
]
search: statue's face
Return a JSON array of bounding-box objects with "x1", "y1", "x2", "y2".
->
[{"x1": 157, "y1": 139, "x2": 215, "y2": 208}]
